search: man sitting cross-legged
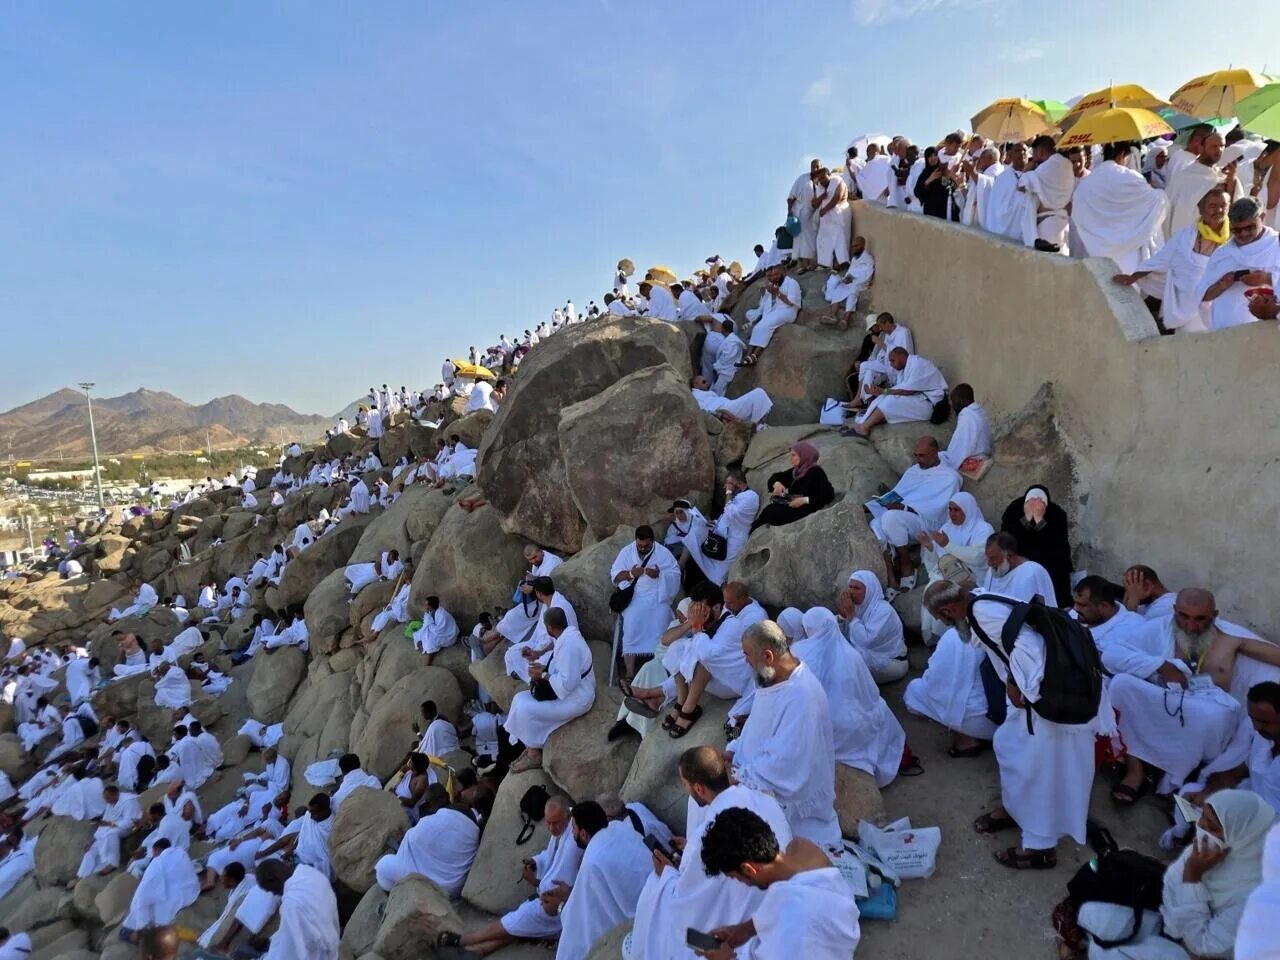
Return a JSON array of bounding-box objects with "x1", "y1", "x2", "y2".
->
[{"x1": 446, "y1": 795, "x2": 583, "y2": 955}]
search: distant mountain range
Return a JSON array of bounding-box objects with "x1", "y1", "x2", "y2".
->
[{"x1": 0, "y1": 388, "x2": 331, "y2": 461}]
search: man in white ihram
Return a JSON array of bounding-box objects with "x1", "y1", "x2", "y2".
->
[
  {"x1": 629, "y1": 746, "x2": 791, "y2": 960},
  {"x1": 668, "y1": 470, "x2": 758, "y2": 587},
  {"x1": 1019, "y1": 135, "x2": 1075, "y2": 252},
  {"x1": 610, "y1": 525, "x2": 681, "y2": 679},
  {"x1": 1070, "y1": 142, "x2": 1169, "y2": 275},
  {"x1": 924, "y1": 580, "x2": 1099, "y2": 870},
  {"x1": 738, "y1": 266, "x2": 801, "y2": 368},
  {"x1": 823, "y1": 236, "x2": 874, "y2": 324},
  {"x1": 505, "y1": 607, "x2": 596, "y2": 774},
  {"x1": 689, "y1": 377, "x2": 773, "y2": 425},
  {"x1": 726, "y1": 621, "x2": 842, "y2": 848}
]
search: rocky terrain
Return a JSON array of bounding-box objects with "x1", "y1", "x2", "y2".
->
[
  {"x1": 0, "y1": 268, "x2": 1170, "y2": 960},
  {"x1": 0, "y1": 388, "x2": 329, "y2": 459}
]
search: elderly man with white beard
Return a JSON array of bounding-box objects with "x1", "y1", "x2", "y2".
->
[
  {"x1": 446, "y1": 795, "x2": 583, "y2": 954},
  {"x1": 1105, "y1": 587, "x2": 1280, "y2": 804},
  {"x1": 629, "y1": 746, "x2": 792, "y2": 960},
  {"x1": 725, "y1": 620, "x2": 842, "y2": 849},
  {"x1": 925, "y1": 580, "x2": 1100, "y2": 870}
]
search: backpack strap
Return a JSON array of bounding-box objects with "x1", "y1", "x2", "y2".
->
[{"x1": 967, "y1": 594, "x2": 1035, "y2": 733}]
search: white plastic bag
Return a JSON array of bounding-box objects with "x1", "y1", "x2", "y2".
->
[
  {"x1": 858, "y1": 817, "x2": 942, "y2": 880},
  {"x1": 819, "y1": 398, "x2": 845, "y2": 426}
]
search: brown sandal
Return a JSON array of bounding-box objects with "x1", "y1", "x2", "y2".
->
[
  {"x1": 668, "y1": 706, "x2": 703, "y2": 738},
  {"x1": 994, "y1": 847, "x2": 1057, "y2": 870}
]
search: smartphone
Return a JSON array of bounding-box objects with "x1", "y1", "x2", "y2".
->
[
  {"x1": 643, "y1": 832, "x2": 673, "y2": 860},
  {"x1": 686, "y1": 928, "x2": 721, "y2": 951}
]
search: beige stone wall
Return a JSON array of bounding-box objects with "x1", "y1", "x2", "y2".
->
[{"x1": 853, "y1": 200, "x2": 1280, "y2": 632}]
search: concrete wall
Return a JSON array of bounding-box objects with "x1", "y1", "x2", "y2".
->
[{"x1": 853, "y1": 200, "x2": 1280, "y2": 632}]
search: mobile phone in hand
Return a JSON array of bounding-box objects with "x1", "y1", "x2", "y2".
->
[
  {"x1": 686, "y1": 928, "x2": 721, "y2": 951},
  {"x1": 643, "y1": 832, "x2": 673, "y2": 860}
]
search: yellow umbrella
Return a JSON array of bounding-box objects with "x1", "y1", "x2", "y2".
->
[
  {"x1": 970, "y1": 98, "x2": 1054, "y2": 142},
  {"x1": 646, "y1": 265, "x2": 678, "y2": 285},
  {"x1": 728, "y1": 260, "x2": 743, "y2": 279},
  {"x1": 1060, "y1": 84, "x2": 1171, "y2": 127},
  {"x1": 616, "y1": 258, "x2": 635, "y2": 277},
  {"x1": 449, "y1": 359, "x2": 497, "y2": 381},
  {"x1": 1169, "y1": 68, "x2": 1268, "y2": 119},
  {"x1": 1056, "y1": 107, "x2": 1173, "y2": 148}
]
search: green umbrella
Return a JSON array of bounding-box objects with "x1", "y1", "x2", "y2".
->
[
  {"x1": 1235, "y1": 82, "x2": 1280, "y2": 139},
  {"x1": 1030, "y1": 99, "x2": 1069, "y2": 123}
]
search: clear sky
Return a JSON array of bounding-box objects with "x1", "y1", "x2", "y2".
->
[{"x1": 3, "y1": 0, "x2": 1278, "y2": 415}]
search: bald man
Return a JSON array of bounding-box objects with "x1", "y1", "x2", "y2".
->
[{"x1": 140, "y1": 926, "x2": 179, "y2": 960}]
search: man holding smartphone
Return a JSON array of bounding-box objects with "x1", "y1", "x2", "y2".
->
[{"x1": 1196, "y1": 196, "x2": 1280, "y2": 330}]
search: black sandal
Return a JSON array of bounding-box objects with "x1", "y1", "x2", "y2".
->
[
  {"x1": 1110, "y1": 782, "x2": 1149, "y2": 807},
  {"x1": 617, "y1": 677, "x2": 637, "y2": 698},
  {"x1": 994, "y1": 847, "x2": 1057, "y2": 870},
  {"x1": 436, "y1": 932, "x2": 462, "y2": 948},
  {"x1": 668, "y1": 706, "x2": 703, "y2": 738},
  {"x1": 734, "y1": 355, "x2": 757, "y2": 368},
  {"x1": 973, "y1": 811, "x2": 1017, "y2": 834},
  {"x1": 623, "y1": 696, "x2": 661, "y2": 719}
]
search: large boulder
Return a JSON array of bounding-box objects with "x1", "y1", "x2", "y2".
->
[
  {"x1": 0, "y1": 734, "x2": 33, "y2": 781},
  {"x1": 558, "y1": 365, "x2": 715, "y2": 542},
  {"x1": 544, "y1": 687, "x2": 638, "y2": 801},
  {"x1": 339, "y1": 886, "x2": 388, "y2": 960},
  {"x1": 550, "y1": 526, "x2": 633, "y2": 647},
  {"x1": 329, "y1": 786, "x2": 409, "y2": 893},
  {"x1": 350, "y1": 668, "x2": 462, "y2": 781},
  {"x1": 409, "y1": 504, "x2": 527, "y2": 625},
  {"x1": 304, "y1": 568, "x2": 355, "y2": 655},
  {"x1": 468, "y1": 646, "x2": 523, "y2": 713},
  {"x1": 91, "y1": 671, "x2": 150, "y2": 720},
  {"x1": 246, "y1": 647, "x2": 307, "y2": 724},
  {"x1": 269, "y1": 514, "x2": 373, "y2": 613},
  {"x1": 348, "y1": 485, "x2": 442, "y2": 566},
  {"x1": 620, "y1": 696, "x2": 732, "y2": 834},
  {"x1": 447, "y1": 409, "x2": 494, "y2": 450},
  {"x1": 370, "y1": 875, "x2": 464, "y2": 960},
  {"x1": 462, "y1": 767, "x2": 559, "y2": 915},
  {"x1": 727, "y1": 324, "x2": 855, "y2": 426},
  {"x1": 0, "y1": 878, "x2": 67, "y2": 931},
  {"x1": 33, "y1": 816, "x2": 96, "y2": 887},
  {"x1": 731, "y1": 499, "x2": 887, "y2": 612},
  {"x1": 478, "y1": 318, "x2": 693, "y2": 552}
]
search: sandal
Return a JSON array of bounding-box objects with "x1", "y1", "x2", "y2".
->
[
  {"x1": 668, "y1": 706, "x2": 703, "y2": 738},
  {"x1": 734, "y1": 356, "x2": 757, "y2": 368},
  {"x1": 623, "y1": 696, "x2": 661, "y2": 720},
  {"x1": 994, "y1": 847, "x2": 1057, "y2": 870},
  {"x1": 947, "y1": 741, "x2": 991, "y2": 759},
  {"x1": 436, "y1": 932, "x2": 462, "y2": 948},
  {"x1": 1110, "y1": 782, "x2": 1149, "y2": 807},
  {"x1": 617, "y1": 677, "x2": 637, "y2": 698},
  {"x1": 509, "y1": 751, "x2": 542, "y2": 773},
  {"x1": 973, "y1": 811, "x2": 1017, "y2": 834}
]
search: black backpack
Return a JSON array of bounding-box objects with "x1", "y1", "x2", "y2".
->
[
  {"x1": 75, "y1": 713, "x2": 100, "y2": 738},
  {"x1": 1055, "y1": 825, "x2": 1165, "y2": 950},
  {"x1": 966, "y1": 594, "x2": 1103, "y2": 733},
  {"x1": 516, "y1": 784, "x2": 550, "y2": 845}
]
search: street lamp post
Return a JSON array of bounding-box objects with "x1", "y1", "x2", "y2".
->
[{"x1": 78, "y1": 382, "x2": 105, "y2": 511}]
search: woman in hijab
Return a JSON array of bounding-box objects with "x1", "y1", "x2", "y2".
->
[
  {"x1": 999, "y1": 484, "x2": 1073, "y2": 607},
  {"x1": 1078, "y1": 789, "x2": 1276, "y2": 958},
  {"x1": 839, "y1": 571, "x2": 908, "y2": 683},
  {"x1": 776, "y1": 607, "x2": 806, "y2": 643},
  {"x1": 914, "y1": 147, "x2": 957, "y2": 220},
  {"x1": 751, "y1": 441, "x2": 835, "y2": 530},
  {"x1": 919, "y1": 493, "x2": 995, "y2": 643},
  {"x1": 794, "y1": 608, "x2": 906, "y2": 787}
]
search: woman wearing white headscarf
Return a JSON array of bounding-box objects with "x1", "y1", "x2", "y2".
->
[
  {"x1": 840, "y1": 571, "x2": 908, "y2": 683},
  {"x1": 1079, "y1": 789, "x2": 1276, "y2": 958},
  {"x1": 1235, "y1": 823, "x2": 1280, "y2": 960},
  {"x1": 776, "y1": 607, "x2": 805, "y2": 643},
  {"x1": 919, "y1": 492, "x2": 995, "y2": 643},
  {"x1": 795, "y1": 608, "x2": 905, "y2": 787}
]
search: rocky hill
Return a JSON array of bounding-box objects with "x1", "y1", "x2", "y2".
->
[
  {"x1": 0, "y1": 279, "x2": 1169, "y2": 960},
  {"x1": 0, "y1": 387, "x2": 330, "y2": 459}
]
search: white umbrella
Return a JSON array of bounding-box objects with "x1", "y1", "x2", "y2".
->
[{"x1": 848, "y1": 133, "x2": 892, "y2": 156}]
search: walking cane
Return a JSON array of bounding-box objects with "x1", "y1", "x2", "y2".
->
[{"x1": 608, "y1": 614, "x2": 622, "y2": 688}]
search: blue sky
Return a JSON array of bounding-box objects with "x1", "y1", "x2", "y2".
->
[{"x1": 3, "y1": 0, "x2": 1278, "y2": 415}]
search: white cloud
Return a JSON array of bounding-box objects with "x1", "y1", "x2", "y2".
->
[
  {"x1": 852, "y1": 0, "x2": 992, "y2": 25},
  {"x1": 999, "y1": 44, "x2": 1044, "y2": 64},
  {"x1": 804, "y1": 74, "x2": 834, "y2": 105}
]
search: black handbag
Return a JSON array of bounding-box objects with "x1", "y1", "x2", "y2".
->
[
  {"x1": 517, "y1": 784, "x2": 551, "y2": 844},
  {"x1": 530, "y1": 676, "x2": 557, "y2": 702},
  {"x1": 609, "y1": 547, "x2": 654, "y2": 614},
  {"x1": 700, "y1": 532, "x2": 728, "y2": 561}
]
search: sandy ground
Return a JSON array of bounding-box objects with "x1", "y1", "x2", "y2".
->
[{"x1": 858, "y1": 643, "x2": 1169, "y2": 960}]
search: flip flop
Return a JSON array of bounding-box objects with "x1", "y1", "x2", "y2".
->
[
  {"x1": 994, "y1": 847, "x2": 1057, "y2": 870},
  {"x1": 623, "y1": 696, "x2": 661, "y2": 719},
  {"x1": 974, "y1": 811, "x2": 1017, "y2": 834},
  {"x1": 617, "y1": 677, "x2": 637, "y2": 698},
  {"x1": 1110, "y1": 782, "x2": 1148, "y2": 807}
]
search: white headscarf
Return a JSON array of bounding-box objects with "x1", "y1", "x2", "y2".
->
[
  {"x1": 777, "y1": 607, "x2": 805, "y2": 641},
  {"x1": 1178, "y1": 790, "x2": 1275, "y2": 908},
  {"x1": 847, "y1": 570, "x2": 907, "y2": 666},
  {"x1": 797, "y1": 608, "x2": 883, "y2": 724},
  {"x1": 941, "y1": 492, "x2": 994, "y2": 546},
  {"x1": 1024, "y1": 487, "x2": 1049, "y2": 506}
]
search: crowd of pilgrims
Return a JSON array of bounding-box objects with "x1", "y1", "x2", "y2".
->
[
  {"x1": 776, "y1": 127, "x2": 1280, "y2": 335},
  {"x1": 5, "y1": 151, "x2": 1280, "y2": 960}
]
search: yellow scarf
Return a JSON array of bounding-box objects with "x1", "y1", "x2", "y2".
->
[{"x1": 1197, "y1": 218, "x2": 1229, "y2": 245}]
